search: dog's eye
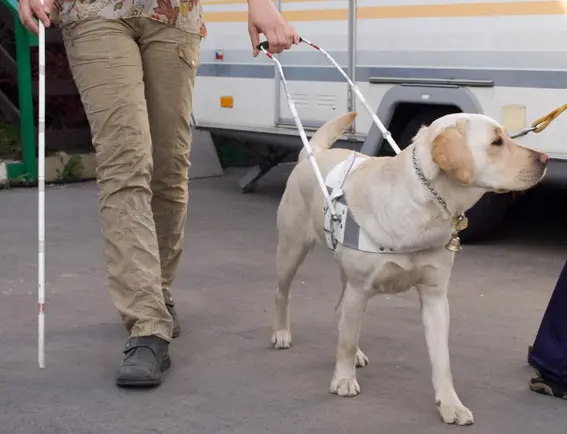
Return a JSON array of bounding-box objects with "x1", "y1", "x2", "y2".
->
[{"x1": 491, "y1": 137, "x2": 503, "y2": 146}]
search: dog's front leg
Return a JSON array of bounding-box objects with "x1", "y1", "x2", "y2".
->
[
  {"x1": 418, "y1": 285, "x2": 474, "y2": 426},
  {"x1": 330, "y1": 283, "x2": 368, "y2": 397}
]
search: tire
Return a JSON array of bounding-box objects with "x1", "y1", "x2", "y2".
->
[{"x1": 398, "y1": 107, "x2": 510, "y2": 243}]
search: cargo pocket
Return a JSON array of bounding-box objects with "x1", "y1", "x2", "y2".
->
[{"x1": 178, "y1": 34, "x2": 201, "y2": 70}]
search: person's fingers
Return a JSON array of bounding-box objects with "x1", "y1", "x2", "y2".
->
[
  {"x1": 275, "y1": 27, "x2": 289, "y2": 52},
  {"x1": 265, "y1": 29, "x2": 281, "y2": 54},
  {"x1": 282, "y1": 24, "x2": 295, "y2": 49},
  {"x1": 19, "y1": 4, "x2": 39, "y2": 35},
  {"x1": 44, "y1": 0, "x2": 55, "y2": 13},
  {"x1": 24, "y1": 17, "x2": 39, "y2": 35},
  {"x1": 277, "y1": 26, "x2": 292, "y2": 51},
  {"x1": 248, "y1": 24, "x2": 260, "y2": 57},
  {"x1": 291, "y1": 26, "x2": 300, "y2": 45},
  {"x1": 31, "y1": 2, "x2": 51, "y2": 27}
]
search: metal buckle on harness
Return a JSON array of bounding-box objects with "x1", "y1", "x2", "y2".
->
[
  {"x1": 323, "y1": 202, "x2": 342, "y2": 251},
  {"x1": 323, "y1": 155, "x2": 357, "y2": 253}
]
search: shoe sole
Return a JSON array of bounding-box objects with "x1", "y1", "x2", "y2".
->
[
  {"x1": 116, "y1": 355, "x2": 172, "y2": 388},
  {"x1": 529, "y1": 379, "x2": 567, "y2": 400},
  {"x1": 530, "y1": 381, "x2": 555, "y2": 397}
]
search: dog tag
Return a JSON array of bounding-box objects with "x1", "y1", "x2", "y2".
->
[{"x1": 453, "y1": 214, "x2": 468, "y2": 232}]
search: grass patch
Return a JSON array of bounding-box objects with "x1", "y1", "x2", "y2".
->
[{"x1": 0, "y1": 122, "x2": 21, "y2": 160}]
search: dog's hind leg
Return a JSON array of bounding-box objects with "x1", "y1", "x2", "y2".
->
[
  {"x1": 330, "y1": 282, "x2": 368, "y2": 397},
  {"x1": 336, "y1": 269, "x2": 369, "y2": 368},
  {"x1": 272, "y1": 233, "x2": 311, "y2": 349}
]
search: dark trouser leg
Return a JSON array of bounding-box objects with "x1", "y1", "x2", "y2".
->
[{"x1": 529, "y1": 260, "x2": 567, "y2": 397}]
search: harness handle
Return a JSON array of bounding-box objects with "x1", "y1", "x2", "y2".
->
[
  {"x1": 256, "y1": 37, "x2": 305, "y2": 53},
  {"x1": 257, "y1": 43, "x2": 340, "y2": 218},
  {"x1": 256, "y1": 36, "x2": 401, "y2": 155}
]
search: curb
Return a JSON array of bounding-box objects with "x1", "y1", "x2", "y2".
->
[{"x1": 0, "y1": 152, "x2": 96, "y2": 186}]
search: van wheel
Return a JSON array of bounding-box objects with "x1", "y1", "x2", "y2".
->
[{"x1": 398, "y1": 107, "x2": 510, "y2": 243}]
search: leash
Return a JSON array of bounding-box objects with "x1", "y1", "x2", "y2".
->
[{"x1": 510, "y1": 104, "x2": 567, "y2": 139}]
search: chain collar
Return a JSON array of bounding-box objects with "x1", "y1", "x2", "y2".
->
[
  {"x1": 411, "y1": 144, "x2": 451, "y2": 217},
  {"x1": 411, "y1": 145, "x2": 469, "y2": 252}
]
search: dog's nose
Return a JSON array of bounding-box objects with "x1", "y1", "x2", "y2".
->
[{"x1": 538, "y1": 153, "x2": 549, "y2": 165}]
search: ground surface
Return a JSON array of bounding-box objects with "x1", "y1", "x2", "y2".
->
[{"x1": 0, "y1": 167, "x2": 566, "y2": 434}]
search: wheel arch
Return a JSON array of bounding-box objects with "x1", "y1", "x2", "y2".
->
[{"x1": 359, "y1": 84, "x2": 484, "y2": 156}]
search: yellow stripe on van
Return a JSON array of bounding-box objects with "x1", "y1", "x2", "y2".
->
[
  {"x1": 358, "y1": 1, "x2": 567, "y2": 19},
  {"x1": 203, "y1": 1, "x2": 567, "y2": 22}
]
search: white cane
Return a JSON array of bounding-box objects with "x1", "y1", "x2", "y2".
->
[{"x1": 38, "y1": 9, "x2": 46, "y2": 369}]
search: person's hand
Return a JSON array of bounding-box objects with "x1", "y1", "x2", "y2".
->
[
  {"x1": 18, "y1": 0, "x2": 54, "y2": 36},
  {"x1": 247, "y1": 0, "x2": 299, "y2": 57}
]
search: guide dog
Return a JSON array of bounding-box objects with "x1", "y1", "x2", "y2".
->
[{"x1": 271, "y1": 111, "x2": 548, "y2": 425}]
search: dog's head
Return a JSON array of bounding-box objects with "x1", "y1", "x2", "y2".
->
[{"x1": 425, "y1": 113, "x2": 548, "y2": 192}]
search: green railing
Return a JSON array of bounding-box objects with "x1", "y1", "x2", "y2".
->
[{"x1": 2, "y1": 0, "x2": 38, "y2": 182}]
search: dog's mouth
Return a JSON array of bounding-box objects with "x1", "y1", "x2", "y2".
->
[
  {"x1": 517, "y1": 167, "x2": 547, "y2": 185},
  {"x1": 489, "y1": 167, "x2": 546, "y2": 194}
]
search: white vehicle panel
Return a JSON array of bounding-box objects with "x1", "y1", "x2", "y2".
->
[{"x1": 195, "y1": 0, "x2": 567, "y2": 159}]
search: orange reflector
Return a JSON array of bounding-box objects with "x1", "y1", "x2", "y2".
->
[{"x1": 220, "y1": 96, "x2": 233, "y2": 108}]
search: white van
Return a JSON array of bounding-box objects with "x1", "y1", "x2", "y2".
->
[{"x1": 193, "y1": 0, "x2": 567, "y2": 241}]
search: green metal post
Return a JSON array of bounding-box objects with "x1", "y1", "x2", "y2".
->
[{"x1": 13, "y1": 17, "x2": 37, "y2": 182}]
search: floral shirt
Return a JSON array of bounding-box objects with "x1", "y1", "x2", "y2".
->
[{"x1": 50, "y1": 0, "x2": 207, "y2": 37}]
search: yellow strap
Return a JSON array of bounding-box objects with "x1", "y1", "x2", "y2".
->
[{"x1": 531, "y1": 103, "x2": 567, "y2": 133}]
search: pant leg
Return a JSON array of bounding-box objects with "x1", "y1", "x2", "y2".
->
[
  {"x1": 529, "y1": 260, "x2": 567, "y2": 386},
  {"x1": 62, "y1": 18, "x2": 173, "y2": 341},
  {"x1": 138, "y1": 18, "x2": 201, "y2": 293}
]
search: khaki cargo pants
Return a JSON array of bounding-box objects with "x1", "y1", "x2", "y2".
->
[{"x1": 62, "y1": 18, "x2": 201, "y2": 341}]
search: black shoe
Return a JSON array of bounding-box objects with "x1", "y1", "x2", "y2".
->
[
  {"x1": 116, "y1": 336, "x2": 171, "y2": 387},
  {"x1": 529, "y1": 375, "x2": 567, "y2": 400},
  {"x1": 163, "y1": 290, "x2": 181, "y2": 339}
]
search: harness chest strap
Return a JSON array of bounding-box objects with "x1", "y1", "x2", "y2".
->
[{"x1": 323, "y1": 152, "x2": 399, "y2": 254}]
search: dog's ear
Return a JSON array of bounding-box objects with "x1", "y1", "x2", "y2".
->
[
  {"x1": 309, "y1": 112, "x2": 357, "y2": 151},
  {"x1": 430, "y1": 120, "x2": 474, "y2": 185}
]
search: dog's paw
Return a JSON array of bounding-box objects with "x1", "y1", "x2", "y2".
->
[
  {"x1": 330, "y1": 376, "x2": 360, "y2": 397},
  {"x1": 271, "y1": 330, "x2": 291, "y2": 349},
  {"x1": 355, "y1": 348, "x2": 369, "y2": 368},
  {"x1": 437, "y1": 401, "x2": 474, "y2": 426}
]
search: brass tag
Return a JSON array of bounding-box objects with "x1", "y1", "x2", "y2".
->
[{"x1": 453, "y1": 214, "x2": 468, "y2": 232}]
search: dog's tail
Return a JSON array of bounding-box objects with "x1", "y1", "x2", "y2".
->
[{"x1": 298, "y1": 111, "x2": 357, "y2": 162}]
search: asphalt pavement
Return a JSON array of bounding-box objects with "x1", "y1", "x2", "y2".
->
[{"x1": 0, "y1": 166, "x2": 566, "y2": 434}]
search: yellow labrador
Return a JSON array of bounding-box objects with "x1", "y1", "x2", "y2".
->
[{"x1": 272, "y1": 112, "x2": 548, "y2": 425}]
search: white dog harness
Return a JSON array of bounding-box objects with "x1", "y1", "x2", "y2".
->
[
  {"x1": 323, "y1": 151, "x2": 398, "y2": 254},
  {"x1": 323, "y1": 147, "x2": 469, "y2": 255}
]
